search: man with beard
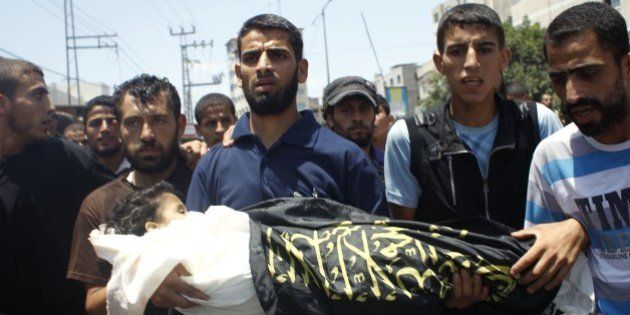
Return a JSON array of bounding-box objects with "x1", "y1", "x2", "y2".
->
[
  {"x1": 323, "y1": 76, "x2": 384, "y2": 181},
  {"x1": 83, "y1": 95, "x2": 130, "y2": 175},
  {"x1": 67, "y1": 74, "x2": 194, "y2": 314},
  {"x1": 509, "y1": 3, "x2": 630, "y2": 314},
  {"x1": 158, "y1": 14, "x2": 386, "y2": 309},
  {"x1": 0, "y1": 57, "x2": 112, "y2": 313}
]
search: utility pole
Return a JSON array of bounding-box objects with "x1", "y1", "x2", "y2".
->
[
  {"x1": 64, "y1": 0, "x2": 117, "y2": 107},
  {"x1": 361, "y1": 13, "x2": 385, "y2": 92},
  {"x1": 312, "y1": 0, "x2": 333, "y2": 84},
  {"x1": 170, "y1": 26, "x2": 222, "y2": 122}
]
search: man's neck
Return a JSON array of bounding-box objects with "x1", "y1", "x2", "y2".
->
[
  {"x1": 592, "y1": 115, "x2": 630, "y2": 145},
  {"x1": 361, "y1": 144, "x2": 370, "y2": 155},
  {"x1": 372, "y1": 135, "x2": 386, "y2": 151},
  {"x1": 97, "y1": 151, "x2": 124, "y2": 174},
  {"x1": 130, "y1": 159, "x2": 178, "y2": 188},
  {"x1": 250, "y1": 106, "x2": 300, "y2": 149},
  {"x1": 1, "y1": 129, "x2": 26, "y2": 157},
  {"x1": 449, "y1": 94, "x2": 497, "y2": 127}
]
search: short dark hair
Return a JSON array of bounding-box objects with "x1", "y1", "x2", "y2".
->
[
  {"x1": 237, "y1": 14, "x2": 303, "y2": 61},
  {"x1": 0, "y1": 57, "x2": 44, "y2": 100},
  {"x1": 544, "y1": 2, "x2": 629, "y2": 62},
  {"x1": 376, "y1": 94, "x2": 390, "y2": 115},
  {"x1": 436, "y1": 4, "x2": 505, "y2": 54},
  {"x1": 84, "y1": 95, "x2": 117, "y2": 124},
  {"x1": 106, "y1": 181, "x2": 183, "y2": 236},
  {"x1": 54, "y1": 111, "x2": 77, "y2": 135},
  {"x1": 504, "y1": 81, "x2": 529, "y2": 97},
  {"x1": 194, "y1": 93, "x2": 236, "y2": 124},
  {"x1": 113, "y1": 74, "x2": 181, "y2": 120}
]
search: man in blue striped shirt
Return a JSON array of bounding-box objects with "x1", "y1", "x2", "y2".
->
[{"x1": 510, "y1": 3, "x2": 630, "y2": 314}]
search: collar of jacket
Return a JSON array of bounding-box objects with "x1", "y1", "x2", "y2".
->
[{"x1": 431, "y1": 93, "x2": 517, "y2": 155}]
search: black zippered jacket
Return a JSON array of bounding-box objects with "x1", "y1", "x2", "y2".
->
[{"x1": 404, "y1": 95, "x2": 539, "y2": 230}]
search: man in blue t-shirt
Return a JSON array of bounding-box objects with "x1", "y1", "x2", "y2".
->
[
  {"x1": 510, "y1": 3, "x2": 630, "y2": 314},
  {"x1": 384, "y1": 4, "x2": 562, "y2": 310}
]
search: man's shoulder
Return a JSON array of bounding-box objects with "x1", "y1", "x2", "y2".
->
[
  {"x1": 316, "y1": 128, "x2": 369, "y2": 160},
  {"x1": 81, "y1": 177, "x2": 133, "y2": 216},
  {"x1": 537, "y1": 124, "x2": 577, "y2": 151}
]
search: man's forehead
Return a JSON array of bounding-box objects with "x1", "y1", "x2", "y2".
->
[
  {"x1": 444, "y1": 23, "x2": 500, "y2": 44},
  {"x1": 546, "y1": 31, "x2": 607, "y2": 71},
  {"x1": 121, "y1": 93, "x2": 171, "y2": 114},
  {"x1": 241, "y1": 29, "x2": 292, "y2": 51},
  {"x1": 17, "y1": 72, "x2": 46, "y2": 90},
  {"x1": 87, "y1": 105, "x2": 116, "y2": 118},
  {"x1": 202, "y1": 104, "x2": 232, "y2": 115}
]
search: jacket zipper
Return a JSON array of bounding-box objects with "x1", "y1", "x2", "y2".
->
[
  {"x1": 483, "y1": 144, "x2": 516, "y2": 219},
  {"x1": 447, "y1": 155, "x2": 457, "y2": 207}
]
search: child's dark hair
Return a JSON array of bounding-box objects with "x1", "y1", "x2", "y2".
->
[{"x1": 106, "y1": 181, "x2": 183, "y2": 236}]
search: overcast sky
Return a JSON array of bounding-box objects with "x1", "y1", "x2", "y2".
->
[{"x1": 1, "y1": 0, "x2": 443, "y2": 105}]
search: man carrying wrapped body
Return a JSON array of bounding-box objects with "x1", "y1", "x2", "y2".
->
[{"x1": 91, "y1": 185, "x2": 556, "y2": 315}]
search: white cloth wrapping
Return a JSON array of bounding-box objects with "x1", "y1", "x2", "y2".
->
[
  {"x1": 89, "y1": 206, "x2": 265, "y2": 315},
  {"x1": 551, "y1": 253, "x2": 595, "y2": 314}
]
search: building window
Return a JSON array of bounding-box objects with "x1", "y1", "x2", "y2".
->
[
  {"x1": 397, "y1": 75, "x2": 401, "y2": 84},
  {"x1": 611, "y1": 0, "x2": 620, "y2": 7},
  {"x1": 433, "y1": 13, "x2": 439, "y2": 23},
  {"x1": 390, "y1": 79, "x2": 394, "y2": 86}
]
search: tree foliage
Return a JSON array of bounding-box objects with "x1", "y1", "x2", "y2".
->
[
  {"x1": 503, "y1": 17, "x2": 553, "y2": 102},
  {"x1": 419, "y1": 18, "x2": 553, "y2": 109}
]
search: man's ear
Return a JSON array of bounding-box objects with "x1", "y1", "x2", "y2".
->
[
  {"x1": 194, "y1": 124, "x2": 202, "y2": 137},
  {"x1": 145, "y1": 221, "x2": 159, "y2": 232},
  {"x1": 177, "y1": 114, "x2": 186, "y2": 138},
  {"x1": 235, "y1": 63, "x2": 243, "y2": 88},
  {"x1": 433, "y1": 51, "x2": 445, "y2": 74},
  {"x1": 622, "y1": 53, "x2": 630, "y2": 86},
  {"x1": 500, "y1": 47, "x2": 511, "y2": 71},
  {"x1": 297, "y1": 59, "x2": 309, "y2": 84},
  {"x1": 325, "y1": 110, "x2": 334, "y2": 129}
]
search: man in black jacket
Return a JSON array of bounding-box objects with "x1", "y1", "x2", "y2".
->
[
  {"x1": 0, "y1": 57, "x2": 112, "y2": 314},
  {"x1": 384, "y1": 4, "x2": 562, "y2": 310}
]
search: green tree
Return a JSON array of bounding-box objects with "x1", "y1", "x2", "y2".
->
[
  {"x1": 503, "y1": 17, "x2": 553, "y2": 102},
  {"x1": 419, "y1": 72, "x2": 450, "y2": 109},
  {"x1": 418, "y1": 17, "x2": 553, "y2": 109}
]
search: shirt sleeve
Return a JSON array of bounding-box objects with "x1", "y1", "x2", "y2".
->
[
  {"x1": 536, "y1": 103, "x2": 564, "y2": 140},
  {"x1": 67, "y1": 196, "x2": 109, "y2": 285},
  {"x1": 346, "y1": 154, "x2": 388, "y2": 216},
  {"x1": 384, "y1": 119, "x2": 422, "y2": 208},
  {"x1": 524, "y1": 143, "x2": 567, "y2": 228},
  {"x1": 185, "y1": 157, "x2": 212, "y2": 212}
]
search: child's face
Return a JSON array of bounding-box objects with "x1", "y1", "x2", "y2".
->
[{"x1": 154, "y1": 192, "x2": 188, "y2": 227}]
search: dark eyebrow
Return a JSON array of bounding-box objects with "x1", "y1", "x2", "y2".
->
[
  {"x1": 30, "y1": 86, "x2": 49, "y2": 95},
  {"x1": 476, "y1": 41, "x2": 497, "y2": 47},
  {"x1": 549, "y1": 63, "x2": 604, "y2": 76}
]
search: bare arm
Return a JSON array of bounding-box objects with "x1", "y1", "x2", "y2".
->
[
  {"x1": 389, "y1": 203, "x2": 416, "y2": 220},
  {"x1": 151, "y1": 263, "x2": 209, "y2": 308},
  {"x1": 85, "y1": 284, "x2": 106, "y2": 315},
  {"x1": 510, "y1": 218, "x2": 589, "y2": 293}
]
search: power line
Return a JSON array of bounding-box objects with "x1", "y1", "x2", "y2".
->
[
  {"x1": 162, "y1": 0, "x2": 186, "y2": 26},
  {"x1": 0, "y1": 46, "x2": 92, "y2": 83},
  {"x1": 144, "y1": 0, "x2": 173, "y2": 27},
  {"x1": 29, "y1": 0, "x2": 65, "y2": 23}
]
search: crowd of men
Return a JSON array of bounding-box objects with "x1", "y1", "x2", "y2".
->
[{"x1": 0, "y1": 1, "x2": 628, "y2": 314}]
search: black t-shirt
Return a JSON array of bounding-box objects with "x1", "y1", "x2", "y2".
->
[{"x1": 0, "y1": 138, "x2": 112, "y2": 314}]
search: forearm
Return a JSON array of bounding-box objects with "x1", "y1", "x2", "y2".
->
[
  {"x1": 85, "y1": 285, "x2": 107, "y2": 315},
  {"x1": 389, "y1": 203, "x2": 416, "y2": 220}
]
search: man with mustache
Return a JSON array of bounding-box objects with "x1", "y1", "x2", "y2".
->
[
  {"x1": 157, "y1": 14, "x2": 386, "y2": 309},
  {"x1": 509, "y1": 3, "x2": 630, "y2": 314},
  {"x1": 0, "y1": 57, "x2": 112, "y2": 313},
  {"x1": 83, "y1": 95, "x2": 130, "y2": 175},
  {"x1": 323, "y1": 76, "x2": 384, "y2": 182},
  {"x1": 67, "y1": 74, "x2": 193, "y2": 314}
]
